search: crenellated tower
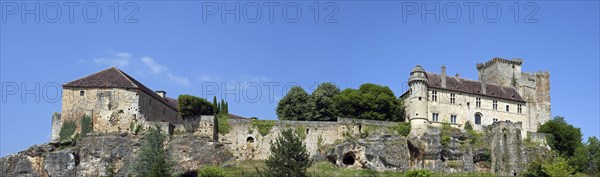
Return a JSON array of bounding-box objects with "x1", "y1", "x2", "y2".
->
[{"x1": 407, "y1": 65, "x2": 429, "y2": 137}]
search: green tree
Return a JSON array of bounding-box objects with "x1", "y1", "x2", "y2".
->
[
  {"x1": 223, "y1": 101, "x2": 229, "y2": 114},
  {"x1": 213, "y1": 96, "x2": 219, "y2": 114},
  {"x1": 464, "y1": 121, "x2": 473, "y2": 131},
  {"x1": 542, "y1": 156, "x2": 575, "y2": 177},
  {"x1": 262, "y1": 128, "x2": 312, "y2": 177},
  {"x1": 220, "y1": 99, "x2": 226, "y2": 113},
  {"x1": 571, "y1": 136, "x2": 600, "y2": 175},
  {"x1": 333, "y1": 83, "x2": 401, "y2": 121},
  {"x1": 130, "y1": 126, "x2": 170, "y2": 177},
  {"x1": 307, "y1": 82, "x2": 340, "y2": 121},
  {"x1": 178, "y1": 94, "x2": 214, "y2": 118},
  {"x1": 538, "y1": 116, "x2": 583, "y2": 156},
  {"x1": 276, "y1": 86, "x2": 310, "y2": 120}
]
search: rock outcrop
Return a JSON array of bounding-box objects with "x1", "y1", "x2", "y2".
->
[{"x1": 0, "y1": 134, "x2": 233, "y2": 176}]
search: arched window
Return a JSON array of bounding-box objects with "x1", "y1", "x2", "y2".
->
[{"x1": 475, "y1": 113, "x2": 482, "y2": 125}]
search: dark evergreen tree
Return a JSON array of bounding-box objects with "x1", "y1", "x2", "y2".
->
[
  {"x1": 213, "y1": 96, "x2": 219, "y2": 114},
  {"x1": 130, "y1": 126, "x2": 170, "y2": 177},
  {"x1": 262, "y1": 128, "x2": 312, "y2": 177}
]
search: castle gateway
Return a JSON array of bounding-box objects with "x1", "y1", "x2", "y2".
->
[{"x1": 401, "y1": 58, "x2": 551, "y2": 138}]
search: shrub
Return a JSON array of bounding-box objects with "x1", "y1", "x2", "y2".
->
[
  {"x1": 405, "y1": 169, "x2": 432, "y2": 177},
  {"x1": 307, "y1": 82, "x2": 340, "y2": 121},
  {"x1": 295, "y1": 125, "x2": 307, "y2": 140},
  {"x1": 276, "y1": 86, "x2": 310, "y2": 120},
  {"x1": 538, "y1": 116, "x2": 583, "y2": 156},
  {"x1": 251, "y1": 120, "x2": 276, "y2": 137},
  {"x1": 542, "y1": 156, "x2": 575, "y2": 177},
  {"x1": 333, "y1": 84, "x2": 402, "y2": 121},
  {"x1": 390, "y1": 122, "x2": 411, "y2": 136},
  {"x1": 261, "y1": 128, "x2": 312, "y2": 177},
  {"x1": 59, "y1": 120, "x2": 77, "y2": 141},
  {"x1": 198, "y1": 166, "x2": 225, "y2": 177},
  {"x1": 464, "y1": 121, "x2": 473, "y2": 131},
  {"x1": 130, "y1": 126, "x2": 170, "y2": 177},
  {"x1": 178, "y1": 94, "x2": 214, "y2": 118},
  {"x1": 80, "y1": 115, "x2": 93, "y2": 136},
  {"x1": 217, "y1": 114, "x2": 231, "y2": 134}
]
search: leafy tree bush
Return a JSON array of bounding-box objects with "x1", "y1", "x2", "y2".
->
[
  {"x1": 538, "y1": 116, "x2": 583, "y2": 156},
  {"x1": 542, "y1": 156, "x2": 575, "y2": 177},
  {"x1": 307, "y1": 82, "x2": 340, "y2": 121},
  {"x1": 464, "y1": 121, "x2": 473, "y2": 131},
  {"x1": 217, "y1": 114, "x2": 231, "y2": 134},
  {"x1": 178, "y1": 94, "x2": 214, "y2": 118},
  {"x1": 198, "y1": 166, "x2": 225, "y2": 177},
  {"x1": 59, "y1": 120, "x2": 77, "y2": 141},
  {"x1": 571, "y1": 136, "x2": 600, "y2": 175},
  {"x1": 276, "y1": 86, "x2": 310, "y2": 120},
  {"x1": 333, "y1": 83, "x2": 402, "y2": 121},
  {"x1": 130, "y1": 126, "x2": 170, "y2": 177},
  {"x1": 261, "y1": 128, "x2": 312, "y2": 177},
  {"x1": 405, "y1": 169, "x2": 432, "y2": 177},
  {"x1": 81, "y1": 115, "x2": 93, "y2": 136}
]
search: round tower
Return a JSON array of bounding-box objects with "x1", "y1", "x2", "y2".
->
[{"x1": 408, "y1": 65, "x2": 429, "y2": 137}]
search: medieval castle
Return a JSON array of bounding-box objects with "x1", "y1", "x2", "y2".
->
[{"x1": 50, "y1": 57, "x2": 550, "y2": 161}]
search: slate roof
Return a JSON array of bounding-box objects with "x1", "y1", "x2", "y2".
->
[
  {"x1": 63, "y1": 67, "x2": 179, "y2": 111},
  {"x1": 425, "y1": 72, "x2": 525, "y2": 102}
]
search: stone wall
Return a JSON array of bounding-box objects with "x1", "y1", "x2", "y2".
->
[
  {"x1": 427, "y1": 88, "x2": 529, "y2": 139},
  {"x1": 50, "y1": 113, "x2": 61, "y2": 142},
  {"x1": 518, "y1": 72, "x2": 551, "y2": 132},
  {"x1": 61, "y1": 87, "x2": 182, "y2": 136}
]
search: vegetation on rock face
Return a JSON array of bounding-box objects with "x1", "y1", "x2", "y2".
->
[
  {"x1": 308, "y1": 82, "x2": 341, "y2": 121},
  {"x1": 59, "y1": 120, "x2": 77, "y2": 141},
  {"x1": 178, "y1": 94, "x2": 214, "y2": 118},
  {"x1": 390, "y1": 122, "x2": 411, "y2": 137},
  {"x1": 538, "y1": 116, "x2": 583, "y2": 157},
  {"x1": 217, "y1": 114, "x2": 231, "y2": 135},
  {"x1": 251, "y1": 120, "x2": 276, "y2": 137},
  {"x1": 295, "y1": 125, "x2": 307, "y2": 140},
  {"x1": 80, "y1": 115, "x2": 93, "y2": 136},
  {"x1": 198, "y1": 166, "x2": 226, "y2": 177},
  {"x1": 276, "y1": 86, "x2": 310, "y2": 121},
  {"x1": 130, "y1": 126, "x2": 170, "y2": 177},
  {"x1": 261, "y1": 128, "x2": 312, "y2": 177}
]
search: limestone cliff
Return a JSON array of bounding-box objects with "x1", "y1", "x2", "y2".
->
[{"x1": 0, "y1": 134, "x2": 233, "y2": 177}]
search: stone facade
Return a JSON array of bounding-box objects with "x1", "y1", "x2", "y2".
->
[
  {"x1": 403, "y1": 58, "x2": 550, "y2": 139},
  {"x1": 51, "y1": 67, "x2": 182, "y2": 141}
]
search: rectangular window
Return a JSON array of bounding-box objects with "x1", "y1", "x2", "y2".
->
[
  {"x1": 506, "y1": 105, "x2": 510, "y2": 112},
  {"x1": 450, "y1": 93, "x2": 456, "y2": 104},
  {"x1": 450, "y1": 115, "x2": 457, "y2": 124},
  {"x1": 517, "y1": 104, "x2": 522, "y2": 114},
  {"x1": 80, "y1": 91, "x2": 85, "y2": 96},
  {"x1": 476, "y1": 97, "x2": 481, "y2": 108},
  {"x1": 493, "y1": 100, "x2": 498, "y2": 110},
  {"x1": 432, "y1": 113, "x2": 439, "y2": 122},
  {"x1": 431, "y1": 91, "x2": 437, "y2": 102},
  {"x1": 149, "y1": 98, "x2": 152, "y2": 106}
]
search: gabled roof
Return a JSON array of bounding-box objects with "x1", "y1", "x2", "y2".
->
[
  {"x1": 63, "y1": 67, "x2": 179, "y2": 111},
  {"x1": 425, "y1": 72, "x2": 525, "y2": 102}
]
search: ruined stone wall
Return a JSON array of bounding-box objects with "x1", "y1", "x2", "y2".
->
[
  {"x1": 518, "y1": 72, "x2": 551, "y2": 132},
  {"x1": 61, "y1": 88, "x2": 142, "y2": 134},
  {"x1": 427, "y1": 89, "x2": 529, "y2": 139},
  {"x1": 50, "y1": 113, "x2": 61, "y2": 142},
  {"x1": 180, "y1": 115, "x2": 216, "y2": 139}
]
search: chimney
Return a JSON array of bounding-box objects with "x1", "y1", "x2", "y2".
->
[
  {"x1": 156, "y1": 91, "x2": 166, "y2": 98},
  {"x1": 441, "y1": 65, "x2": 447, "y2": 88}
]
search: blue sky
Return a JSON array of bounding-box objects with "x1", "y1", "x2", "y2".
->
[{"x1": 1, "y1": 1, "x2": 598, "y2": 156}]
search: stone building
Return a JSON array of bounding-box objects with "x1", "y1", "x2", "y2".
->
[
  {"x1": 402, "y1": 58, "x2": 551, "y2": 138},
  {"x1": 51, "y1": 67, "x2": 182, "y2": 141}
]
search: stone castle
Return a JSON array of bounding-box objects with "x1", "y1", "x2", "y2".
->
[
  {"x1": 404, "y1": 58, "x2": 551, "y2": 139},
  {"x1": 50, "y1": 57, "x2": 551, "y2": 162}
]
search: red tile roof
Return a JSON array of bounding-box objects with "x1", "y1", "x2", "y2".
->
[{"x1": 426, "y1": 72, "x2": 525, "y2": 102}]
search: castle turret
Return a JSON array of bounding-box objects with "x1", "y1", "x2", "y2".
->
[{"x1": 408, "y1": 65, "x2": 429, "y2": 137}]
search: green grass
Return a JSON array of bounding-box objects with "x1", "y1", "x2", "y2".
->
[{"x1": 219, "y1": 161, "x2": 502, "y2": 177}]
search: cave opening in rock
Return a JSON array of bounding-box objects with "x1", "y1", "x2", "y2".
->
[{"x1": 342, "y1": 152, "x2": 356, "y2": 166}]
